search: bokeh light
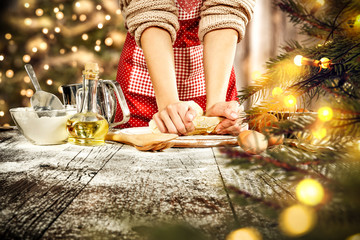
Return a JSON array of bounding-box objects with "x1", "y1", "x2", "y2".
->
[
  {"x1": 318, "y1": 106, "x2": 333, "y2": 122},
  {"x1": 284, "y1": 95, "x2": 297, "y2": 108},
  {"x1": 296, "y1": 179, "x2": 325, "y2": 206},
  {"x1": 312, "y1": 127, "x2": 327, "y2": 139},
  {"x1": 272, "y1": 87, "x2": 283, "y2": 97},
  {"x1": 226, "y1": 227, "x2": 262, "y2": 240},
  {"x1": 294, "y1": 55, "x2": 303, "y2": 66},
  {"x1": 279, "y1": 204, "x2": 316, "y2": 237}
]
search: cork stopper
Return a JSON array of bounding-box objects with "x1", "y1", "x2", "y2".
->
[{"x1": 83, "y1": 62, "x2": 99, "y2": 74}]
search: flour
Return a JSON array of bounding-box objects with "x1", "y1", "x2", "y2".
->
[{"x1": 10, "y1": 107, "x2": 76, "y2": 145}]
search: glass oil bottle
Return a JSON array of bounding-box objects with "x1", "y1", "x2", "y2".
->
[{"x1": 66, "y1": 63, "x2": 109, "y2": 146}]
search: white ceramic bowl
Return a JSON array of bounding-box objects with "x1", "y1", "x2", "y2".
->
[{"x1": 10, "y1": 107, "x2": 76, "y2": 145}]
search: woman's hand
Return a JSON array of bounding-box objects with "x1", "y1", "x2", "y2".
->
[
  {"x1": 206, "y1": 101, "x2": 246, "y2": 136},
  {"x1": 153, "y1": 102, "x2": 197, "y2": 135}
]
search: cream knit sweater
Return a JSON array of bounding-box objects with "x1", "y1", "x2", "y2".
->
[{"x1": 119, "y1": 0, "x2": 256, "y2": 47}]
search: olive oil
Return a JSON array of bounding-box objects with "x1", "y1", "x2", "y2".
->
[
  {"x1": 67, "y1": 113, "x2": 109, "y2": 146},
  {"x1": 67, "y1": 62, "x2": 109, "y2": 146}
]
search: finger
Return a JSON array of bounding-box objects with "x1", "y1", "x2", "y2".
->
[
  {"x1": 224, "y1": 101, "x2": 241, "y2": 120},
  {"x1": 183, "y1": 107, "x2": 196, "y2": 132},
  {"x1": 159, "y1": 110, "x2": 178, "y2": 134},
  {"x1": 215, "y1": 119, "x2": 236, "y2": 133},
  {"x1": 153, "y1": 113, "x2": 167, "y2": 133},
  {"x1": 166, "y1": 105, "x2": 187, "y2": 135}
]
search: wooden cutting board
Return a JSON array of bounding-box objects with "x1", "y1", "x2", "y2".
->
[{"x1": 110, "y1": 127, "x2": 238, "y2": 148}]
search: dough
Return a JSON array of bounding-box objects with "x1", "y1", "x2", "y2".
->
[{"x1": 149, "y1": 101, "x2": 223, "y2": 135}]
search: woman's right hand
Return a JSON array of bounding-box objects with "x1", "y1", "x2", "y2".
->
[{"x1": 152, "y1": 102, "x2": 197, "y2": 135}]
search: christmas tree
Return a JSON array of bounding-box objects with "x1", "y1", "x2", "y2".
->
[
  {"x1": 0, "y1": 0, "x2": 127, "y2": 126},
  {"x1": 221, "y1": 0, "x2": 360, "y2": 239}
]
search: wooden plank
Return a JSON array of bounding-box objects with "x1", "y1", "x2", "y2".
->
[
  {"x1": 0, "y1": 130, "x2": 121, "y2": 240},
  {"x1": 213, "y1": 147, "x2": 295, "y2": 240},
  {"x1": 42, "y1": 145, "x2": 237, "y2": 240}
]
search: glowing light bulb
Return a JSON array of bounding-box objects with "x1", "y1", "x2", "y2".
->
[
  {"x1": 294, "y1": 55, "x2": 303, "y2": 66},
  {"x1": 105, "y1": 37, "x2": 113, "y2": 46},
  {"x1": 94, "y1": 45, "x2": 101, "y2": 52},
  {"x1": 20, "y1": 89, "x2": 27, "y2": 96},
  {"x1": 318, "y1": 106, "x2": 333, "y2": 122},
  {"x1": 98, "y1": 23, "x2": 103, "y2": 29},
  {"x1": 279, "y1": 204, "x2": 317, "y2": 237},
  {"x1": 296, "y1": 179, "x2": 325, "y2": 206},
  {"x1": 26, "y1": 89, "x2": 34, "y2": 97},
  {"x1": 24, "y1": 76, "x2": 31, "y2": 83},
  {"x1": 75, "y1": 2, "x2": 80, "y2": 8},
  {"x1": 39, "y1": 42, "x2": 48, "y2": 50},
  {"x1": 71, "y1": 46, "x2": 78, "y2": 52},
  {"x1": 316, "y1": 0, "x2": 325, "y2": 6},
  {"x1": 116, "y1": 9, "x2": 121, "y2": 15},
  {"x1": 312, "y1": 127, "x2": 327, "y2": 139},
  {"x1": 0, "y1": 111, "x2": 4, "y2": 117},
  {"x1": 44, "y1": 64, "x2": 49, "y2": 70},
  {"x1": 24, "y1": 18, "x2": 32, "y2": 26},
  {"x1": 272, "y1": 87, "x2": 283, "y2": 97},
  {"x1": 5, "y1": 33, "x2": 12, "y2": 40},
  {"x1": 46, "y1": 79, "x2": 53, "y2": 85},
  {"x1": 79, "y1": 14, "x2": 87, "y2": 21},
  {"x1": 23, "y1": 55, "x2": 31, "y2": 63},
  {"x1": 284, "y1": 95, "x2": 297, "y2": 108},
  {"x1": 226, "y1": 227, "x2": 262, "y2": 240},
  {"x1": 320, "y1": 57, "x2": 331, "y2": 69},
  {"x1": 42, "y1": 28, "x2": 49, "y2": 34},
  {"x1": 36, "y1": 8, "x2": 44, "y2": 16},
  {"x1": 24, "y1": 3, "x2": 30, "y2": 8},
  {"x1": 6, "y1": 70, "x2": 14, "y2": 78},
  {"x1": 96, "y1": 5, "x2": 102, "y2": 10},
  {"x1": 354, "y1": 15, "x2": 360, "y2": 28},
  {"x1": 105, "y1": 15, "x2": 111, "y2": 21},
  {"x1": 82, "y1": 34, "x2": 89, "y2": 40},
  {"x1": 56, "y1": 12, "x2": 64, "y2": 20},
  {"x1": 54, "y1": 7, "x2": 59, "y2": 13},
  {"x1": 0, "y1": 55, "x2": 4, "y2": 61},
  {"x1": 32, "y1": 47, "x2": 38, "y2": 53}
]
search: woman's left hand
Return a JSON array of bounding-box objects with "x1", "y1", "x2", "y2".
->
[{"x1": 205, "y1": 101, "x2": 246, "y2": 136}]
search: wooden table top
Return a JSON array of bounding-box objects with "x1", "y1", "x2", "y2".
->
[{"x1": 0, "y1": 129, "x2": 289, "y2": 240}]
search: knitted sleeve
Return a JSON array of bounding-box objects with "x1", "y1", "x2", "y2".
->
[
  {"x1": 199, "y1": 0, "x2": 256, "y2": 42},
  {"x1": 119, "y1": 0, "x2": 179, "y2": 47}
]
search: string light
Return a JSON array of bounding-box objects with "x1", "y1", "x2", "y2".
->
[
  {"x1": 0, "y1": 55, "x2": 4, "y2": 61},
  {"x1": 98, "y1": 23, "x2": 103, "y2": 29},
  {"x1": 20, "y1": 89, "x2": 27, "y2": 96},
  {"x1": 26, "y1": 89, "x2": 34, "y2": 97},
  {"x1": 319, "y1": 57, "x2": 330, "y2": 69},
  {"x1": 75, "y1": 2, "x2": 81, "y2": 8},
  {"x1": 71, "y1": 46, "x2": 78, "y2": 52},
  {"x1": 54, "y1": 7, "x2": 59, "y2": 13},
  {"x1": 24, "y1": 76, "x2": 31, "y2": 83},
  {"x1": 59, "y1": 49, "x2": 65, "y2": 54},
  {"x1": 72, "y1": 14, "x2": 77, "y2": 21},
  {"x1": 272, "y1": 87, "x2": 283, "y2": 97},
  {"x1": 96, "y1": 40, "x2": 101, "y2": 45},
  {"x1": 96, "y1": 5, "x2": 102, "y2": 10},
  {"x1": 32, "y1": 47, "x2": 38, "y2": 53},
  {"x1": 0, "y1": 111, "x2": 4, "y2": 117},
  {"x1": 251, "y1": 70, "x2": 262, "y2": 80},
  {"x1": 294, "y1": 55, "x2": 332, "y2": 69},
  {"x1": 24, "y1": 2, "x2": 30, "y2": 8},
  {"x1": 46, "y1": 79, "x2": 53, "y2": 85},
  {"x1": 6, "y1": 70, "x2": 14, "y2": 78},
  {"x1": 42, "y1": 28, "x2": 49, "y2": 34},
  {"x1": 79, "y1": 14, "x2": 87, "y2": 22},
  {"x1": 24, "y1": 18, "x2": 32, "y2": 26},
  {"x1": 312, "y1": 127, "x2": 327, "y2": 139},
  {"x1": 56, "y1": 12, "x2": 64, "y2": 20},
  {"x1": 284, "y1": 95, "x2": 297, "y2": 108},
  {"x1": 226, "y1": 227, "x2": 262, "y2": 240},
  {"x1": 116, "y1": 9, "x2": 121, "y2": 15},
  {"x1": 44, "y1": 64, "x2": 49, "y2": 70},
  {"x1": 318, "y1": 106, "x2": 333, "y2": 122},
  {"x1": 296, "y1": 179, "x2": 325, "y2": 206},
  {"x1": 279, "y1": 204, "x2": 317, "y2": 237},
  {"x1": 94, "y1": 45, "x2": 101, "y2": 52},
  {"x1": 105, "y1": 37, "x2": 113, "y2": 46},
  {"x1": 35, "y1": 8, "x2": 44, "y2": 16},
  {"x1": 105, "y1": 15, "x2": 111, "y2": 21},
  {"x1": 23, "y1": 55, "x2": 31, "y2": 63},
  {"x1": 55, "y1": 27, "x2": 61, "y2": 33},
  {"x1": 5, "y1": 33, "x2": 12, "y2": 40},
  {"x1": 82, "y1": 33, "x2": 89, "y2": 40},
  {"x1": 354, "y1": 15, "x2": 360, "y2": 28},
  {"x1": 39, "y1": 42, "x2": 48, "y2": 51}
]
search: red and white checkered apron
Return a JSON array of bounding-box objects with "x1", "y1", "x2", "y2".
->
[{"x1": 115, "y1": 0, "x2": 238, "y2": 128}]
